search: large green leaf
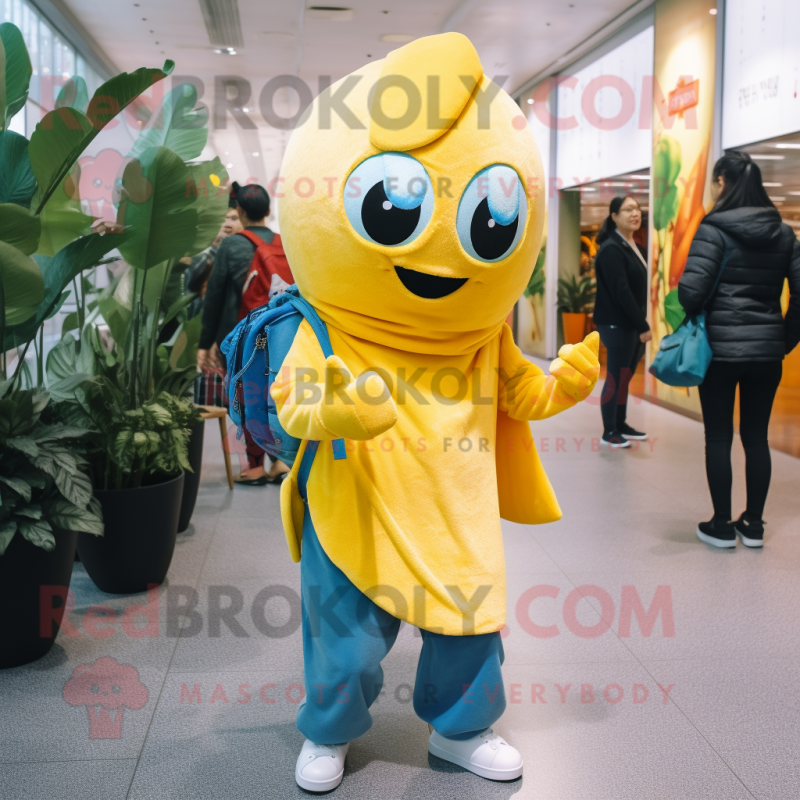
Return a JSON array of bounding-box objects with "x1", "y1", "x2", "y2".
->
[
  {"x1": 0, "y1": 474, "x2": 32, "y2": 502},
  {"x1": 186, "y1": 158, "x2": 229, "y2": 255},
  {"x1": 36, "y1": 169, "x2": 94, "y2": 256},
  {"x1": 117, "y1": 146, "x2": 197, "y2": 270},
  {"x1": 55, "y1": 76, "x2": 89, "y2": 113},
  {"x1": 28, "y1": 60, "x2": 174, "y2": 214},
  {"x1": 48, "y1": 498, "x2": 103, "y2": 536},
  {"x1": 0, "y1": 240, "x2": 43, "y2": 325},
  {"x1": 0, "y1": 520, "x2": 16, "y2": 555},
  {"x1": 4, "y1": 232, "x2": 125, "y2": 349},
  {"x1": 45, "y1": 331, "x2": 96, "y2": 400},
  {"x1": 0, "y1": 130, "x2": 36, "y2": 207},
  {"x1": 0, "y1": 203, "x2": 41, "y2": 254},
  {"x1": 18, "y1": 518, "x2": 54, "y2": 550},
  {"x1": 664, "y1": 288, "x2": 686, "y2": 333},
  {"x1": 129, "y1": 82, "x2": 208, "y2": 161},
  {"x1": 0, "y1": 23, "x2": 32, "y2": 128}
]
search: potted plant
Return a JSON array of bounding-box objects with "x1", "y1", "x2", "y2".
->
[
  {"x1": 0, "y1": 381, "x2": 104, "y2": 667},
  {"x1": 46, "y1": 82, "x2": 229, "y2": 591},
  {"x1": 0, "y1": 23, "x2": 174, "y2": 664},
  {"x1": 557, "y1": 275, "x2": 596, "y2": 344}
]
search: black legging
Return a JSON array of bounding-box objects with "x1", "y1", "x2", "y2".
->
[
  {"x1": 698, "y1": 360, "x2": 782, "y2": 521},
  {"x1": 596, "y1": 325, "x2": 646, "y2": 433}
]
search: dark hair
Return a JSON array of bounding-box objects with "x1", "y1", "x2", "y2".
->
[
  {"x1": 596, "y1": 196, "x2": 638, "y2": 244},
  {"x1": 711, "y1": 151, "x2": 775, "y2": 213},
  {"x1": 230, "y1": 181, "x2": 270, "y2": 220}
]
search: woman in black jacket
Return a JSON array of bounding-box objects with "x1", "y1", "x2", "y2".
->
[
  {"x1": 593, "y1": 196, "x2": 652, "y2": 448},
  {"x1": 679, "y1": 151, "x2": 800, "y2": 549}
]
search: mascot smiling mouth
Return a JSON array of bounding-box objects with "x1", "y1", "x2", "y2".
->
[{"x1": 394, "y1": 266, "x2": 468, "y2": 299}]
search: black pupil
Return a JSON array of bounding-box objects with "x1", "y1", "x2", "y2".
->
[
  {"x1": 361, "y1": 181, "x2": 421, "y2": 246},
  {"x1": 470, "y1": 197, "x2": 518, "y2": 260}
]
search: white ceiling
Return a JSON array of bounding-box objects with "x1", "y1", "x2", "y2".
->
[{"x1": 62, "y1": 0, "x2": 643, "y2": 200}]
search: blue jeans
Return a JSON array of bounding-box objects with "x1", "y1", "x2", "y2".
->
[{"x1": 297, "y1": 509, "x2": 506, "y2": 745}]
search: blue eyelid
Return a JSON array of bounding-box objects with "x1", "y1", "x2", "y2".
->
[
  {"x1": 487, "y1": 165, "x2": 519, "y2": 225},
  {"x1": 383, "y1": 153, "x2": 427, "y2": 211}
]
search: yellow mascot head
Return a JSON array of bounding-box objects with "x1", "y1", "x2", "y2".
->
[{"x1": 279, "y1": 32, "x2": 544, "y2": 355}]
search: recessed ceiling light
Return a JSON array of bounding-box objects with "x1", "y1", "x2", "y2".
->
[
  {"x1": 224, "y1": 151, "x2": 229, "y2": 155},
  {"x1": 227, "y1": 163, "x2": 234, "y2": 169},
  {"x1": 306, "y1": 6, "x2": 354, "y2": 22},
  {"x1": 774, "y1": 143, "x2": 800, "y2": 149},
  {"x1": 214, "y1": 47, "x2": 237, "y2": 55},
  {"x1": 769, "y1": 196, "x2": 786, "y2": 201},
  {"x1": 527, "y1": 98, "x2": 533, "y2": 105},
  {"x1": 252, "y1": 152, "x2": 259, "y2": 156},
  {"x1": 709, "y1": 8, "x2": 717, "y2": 14},
  {"x1": 380, "y1": 33, "x2": 414, "y2": 43},
  {"x1": 581, "y1": 188, "x2": 597, "y2": 192},
  {"x1": 629, "y1": 174, "x2": 650, "y2": 180},
  {"x1": 752, "y1": 154, "x2": 785, "y2": 160},
  {"x1": 788, "y1": 191, "x2": 800, "y2": 196},
  {"x1": 762, "y1": 182, "x2": 783, "y2": 187},
  {"x1": 243, "y1": 107, "x2": 250, "y2": 113}
]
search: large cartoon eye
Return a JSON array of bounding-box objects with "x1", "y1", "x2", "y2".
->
[
  {"x1": 344, "y1": 153, "x2": 434, "y2": 246},
  {"x1": 456, "y1": 165, "x2": 527, "y2": 262}
]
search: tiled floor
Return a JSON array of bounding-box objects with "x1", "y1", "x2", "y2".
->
[{"x1": 2, "y1": 365, "x2": 798, "y2": 799}]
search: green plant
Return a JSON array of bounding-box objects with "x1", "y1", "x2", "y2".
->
[
  {"x1": 557, "y1": 275, "x2": 595, "y2": 314},
  {"x1": 0, "y1": 378, "x2": 103, "y2": 555},
  {"x1": 47, "y1": 325, "x2": 200, "y2": 490},
  {"x1": 524, "y1": 247, "x2": 546, "y2": 299}
]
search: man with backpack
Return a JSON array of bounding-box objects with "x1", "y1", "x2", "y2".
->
[{"x1": 198, "y1": 182, "x2": 293, "y2": 484}]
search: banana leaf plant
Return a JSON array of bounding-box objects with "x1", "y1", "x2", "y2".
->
[{"x1": 45, "y1": 82, "x2": 230, "y2": 489}]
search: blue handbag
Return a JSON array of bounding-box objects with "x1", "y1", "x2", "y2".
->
[{"x1": 649, "y1": 231, "x2": 734, "y2": 387}]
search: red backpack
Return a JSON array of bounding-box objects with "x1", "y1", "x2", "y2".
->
[{"x1": 237, "y1": 229, "x2": 294, "y2": 319}]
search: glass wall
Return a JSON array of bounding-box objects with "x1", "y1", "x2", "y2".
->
[{"x1": 1, "y1": 0, "x2": 106, "y2": 137}]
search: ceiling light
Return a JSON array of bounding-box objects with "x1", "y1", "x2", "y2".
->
[
  {"x1": 227, "y1": 163, "x2": 233, "y2": 168},
  {"x1": 527, "y1": 98, "x2": 533, "y2": 105},
  {"x1": 306, "y1": 6, "x2": 354, "y2": 22},
  {"x1": 243, "y1": 107, "x2": 250, "y2": 113},
  {"x1": 762, "y1": 182, "x2": 783, "y2": 187},
  {"x1": 752, "y1": 154, "x2": 785, "y2": 160},
  {"x1": 380, "y1": 33, "x2": 414, "y2": 43},
  {"x1": 581, "y1": 188, "x2": 597, "y2": 192},
  {"x1": 769, "y1": 196, "x2": 786, "y2": 201},
  {"x1": 788, "y1": 191, "x2": 800, "y2": 196},
  {"x1": 252, "y1": 152, "x2": 259, "y2": 156},
  {"x1": 774, "y1": 143, "x2": 800, "y2": 149},
  {"x1": 628, "y1": 174, "x2": 650, "y2": 180},
  {"x1": 214, "y1": 47, "x2": 237, "y2": 55},
  {"x1": 709, "y1": 7, "x2": 717, "y2": 14}
]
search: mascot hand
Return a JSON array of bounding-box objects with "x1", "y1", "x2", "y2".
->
[
  {"x1": 549, "y1": 331, "x2": 600, "y2": 402},
  {"x1": 319, "y1": 355, "x2": 398, "y2": 440}
]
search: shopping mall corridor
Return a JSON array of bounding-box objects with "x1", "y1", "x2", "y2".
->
[{"x1": 2, "y1": 367, "x2": 798, "y2": 800}]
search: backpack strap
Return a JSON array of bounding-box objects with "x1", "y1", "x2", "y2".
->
[
  {"x1": 236, "y1": 229, "x2": 273, "y2": 248},
  {"x1": 284, "y1": 294, "x2": 348, "y2": 463}
]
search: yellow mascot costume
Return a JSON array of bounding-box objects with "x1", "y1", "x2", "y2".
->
[{"x1": 272, "y1": 32, "x2": 600, "y2": 792}]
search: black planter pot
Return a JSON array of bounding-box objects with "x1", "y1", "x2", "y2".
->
[
  {"x1": 0, "y1": 527, "x2": 78, "y2": 669},
  {"x1": 78, "y1": 473, "x2": 185, "y2": 594},
  {"x1": 178, "y1": 419, "x2": 205, "y2": 533}
]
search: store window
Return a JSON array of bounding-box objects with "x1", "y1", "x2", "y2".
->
[{"x1": 722, "y1": 0, "x2": 800, "y2": 457}]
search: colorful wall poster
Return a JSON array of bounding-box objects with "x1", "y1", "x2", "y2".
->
[{"x1": 647, "y1": 0, "x2": 717, "y2": 413}]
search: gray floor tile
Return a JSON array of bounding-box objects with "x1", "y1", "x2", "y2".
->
[{"x1": 0, "y1": 759, "x2": 137, "y2": 800}]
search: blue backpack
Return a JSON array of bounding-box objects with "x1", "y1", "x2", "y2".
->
[
  {"x1": 649, "y1": 231, "x2": 735, "y2": 387},
  {"x1": 219, "y1": 286, "x2": 347, "y2": 466}
]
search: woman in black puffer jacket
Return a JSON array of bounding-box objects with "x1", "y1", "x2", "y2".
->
[{"x1": 678, "y1": 151, "x2": 800, "y2": 549}]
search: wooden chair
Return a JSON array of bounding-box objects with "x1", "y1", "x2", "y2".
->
[{"x1": 196, "y1": 405, "x2": 234, "y2": 490}]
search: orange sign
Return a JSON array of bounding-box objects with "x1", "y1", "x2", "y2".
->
[{"x1": 668, "y1": 78, "x2": 700, "y2": 117}]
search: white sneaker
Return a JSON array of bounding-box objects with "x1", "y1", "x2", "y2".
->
[
  {"x1": 294, "y1": 739, "x2": 349, "y2": 792},
  {"x1": 428, "y1": 728, "x2": 523, "y2": 781}
]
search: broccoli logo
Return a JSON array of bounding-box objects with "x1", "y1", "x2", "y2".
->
[{"x1": 63, "y1": 657, "x2": 148, "y2": 739}]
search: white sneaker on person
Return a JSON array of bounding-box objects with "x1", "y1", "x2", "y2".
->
[
  {"x1": 428, "y1": 728, "x2": 523, "y2": 781},
  {"x1": 295, "y1": 739, "x2": 349, "y2": 792}
]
